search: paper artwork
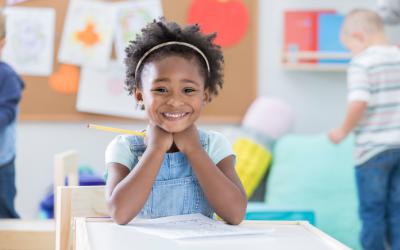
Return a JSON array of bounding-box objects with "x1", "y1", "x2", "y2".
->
[
  {"x1": 114, "y1": 0, "x2": 163, "y2": 64},
  {"x1": 6, "y1": 0, "x2": 30, "y2": 5},
  {"x1": 58, "y1": 0, "x2": 115, "y2": 69},
  {"x1": 2, "y1": 7, "x2": 55, "y2": 76},
  {"x1": 187, "y1": 0, "x2": 249, "y2": 47},
  {"x1": 76, "y1": 60, "x2": 146, "y2": 119},
  {"x1": 49, "y1": 64, "x2": 80, "y2": 94}
]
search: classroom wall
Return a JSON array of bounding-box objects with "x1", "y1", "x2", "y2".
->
[
  {"x1": 258, "y1": 0, "x2": 400, "y2": 133},
  {"x1": 15, "y1": 0, "x2": 400, "y2": 218}
]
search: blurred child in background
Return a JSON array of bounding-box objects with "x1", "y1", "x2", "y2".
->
[
  {"x1": 329, "y1": 9, "x2": 400, "y2": 250},
  {"x1": 0, "y1": 10, "x2": 24, "y2": 218}
]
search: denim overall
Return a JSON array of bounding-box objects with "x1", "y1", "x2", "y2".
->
[{"x1": 127, "y1": 130, "x2": 214, "y2": 218}]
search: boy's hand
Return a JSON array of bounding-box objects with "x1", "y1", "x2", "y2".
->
[
  {"x1": 328, "y1": 128, "x2": 347, "y2": 144},
  {"x1": 146, "y1": 123, "x2": 173, "y2": 153},
  {"x1": 173, "y1": 124, "x2": 202, "y2": 154}
]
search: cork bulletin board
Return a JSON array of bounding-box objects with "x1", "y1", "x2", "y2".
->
[{"x1": 1, "y1": 0, "x2": 258, "y2": 122}]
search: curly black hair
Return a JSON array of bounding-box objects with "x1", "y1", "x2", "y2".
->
[{"x1": 124, "y1": 18, "x2": 224, "y2": 100}]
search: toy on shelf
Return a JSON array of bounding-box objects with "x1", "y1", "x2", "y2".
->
[
  {"x1": 283, "y1": 9, "x2": 335, "y2": 64},
  {"x1": 317, "y1": 13, "x2": 349, "y2": 64},
  {"x1": 282, "y1": 9, "x2": 351, "y2": 71}
]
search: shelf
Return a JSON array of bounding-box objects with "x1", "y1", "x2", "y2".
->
[
  {"x1": 282, "y1": 63, "x2": 347, "y2": 72},
  {"x1": 283, "y1": 51, "x2": 351, "y2": 60},
  {"x1": 282, "y1": 51, "x2": 350, "y2": 72}
]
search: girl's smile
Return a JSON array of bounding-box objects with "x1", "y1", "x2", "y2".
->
[
  {"x1": 162, "y1": 112, "x2": 190, "y2": 120},
  {"x1": 135, "y1": 55, "x2": 208, "y2": 133}
]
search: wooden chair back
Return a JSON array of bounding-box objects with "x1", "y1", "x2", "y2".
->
[
  {"x1": 55, "y1": 185, "x2": 108, "y2": 250},
  {"x1": 54, "y1": 149, "x2": 108, "y2": 250}
]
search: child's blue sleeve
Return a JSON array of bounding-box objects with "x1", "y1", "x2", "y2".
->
[{"x1": 0, "y1": 75, "x2": 23, "y2": 130}]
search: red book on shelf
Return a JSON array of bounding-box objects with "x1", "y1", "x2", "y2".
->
[{"x1": 284, "y1": 10, "x2": 335, "y2": 63}]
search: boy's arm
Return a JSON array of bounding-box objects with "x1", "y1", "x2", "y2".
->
[
  {"x1": 0, "y1": 75, "x2": 23, "y2": 129},
  {"x1": 330, "y1": 60, "x2": 370, "y2": 144},
  {"x1": 329, "y1": 101, "x2": 368, "y2": 144}
]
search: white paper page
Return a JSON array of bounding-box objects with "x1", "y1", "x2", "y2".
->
[
  {"x1": 6, "y1": 0, "x2": 30, "y2": 5},
  {"x1": 3, "y1": 7, "x2": 55, "y2": 76},
  {"x1": 58, "y1": 0, "x2": 115, "y2": 69},
  {"x1": 126, "y1": 214, "x2": 273, "y2": 240},
  {"x1": 113, "y1": 0, "x2": 163, "y2": 64},
  {"x1": 76, "y1": 60, "x2": 146, "y2": 119}
]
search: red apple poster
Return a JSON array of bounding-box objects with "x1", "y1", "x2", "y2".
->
[{"x1": 187, "y1": 0, "x2": 249, "y2": 47}]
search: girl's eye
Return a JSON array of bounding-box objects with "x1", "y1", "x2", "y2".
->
[
  {"x1": 152, "y1": 88, "x2": 167, "y2": 93},
  {"x1": 184, "y1": 88, "x2": 195, "y2": 94}
]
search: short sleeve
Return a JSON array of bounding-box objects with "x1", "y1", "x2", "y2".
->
[
  {"x1": 105, "y1": 135, "x2": 134, "y2": 170},
  {"x1": 347, "y1": 64, "x2": 371, "y2": 103},
  {"x1": 207, "y1": 131, "x2": 235, "y2": 165}
]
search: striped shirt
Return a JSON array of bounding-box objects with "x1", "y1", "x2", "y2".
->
[{"x1": 348, "y1": 45, "x2": 400, "y2": 165}]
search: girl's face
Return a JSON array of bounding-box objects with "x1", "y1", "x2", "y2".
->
[{"x1": 135, "y1": 55, "x2": 209, "y2": 133}]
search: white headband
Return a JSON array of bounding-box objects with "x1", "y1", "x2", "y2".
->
[{"x1": 134, "y1": 41, "x2": 211, "y2": 78}]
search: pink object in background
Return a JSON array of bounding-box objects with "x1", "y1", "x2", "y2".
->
[
  {"x1": 107, "y1": 77, "x2": 125, "y2": 96},
  {"x1": 242, "y1": 97, "x2": 294, "y2": 140}
]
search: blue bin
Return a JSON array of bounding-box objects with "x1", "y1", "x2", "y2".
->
[{"x1": 245, "y1": 202, "x2": 316, "y2": 225}]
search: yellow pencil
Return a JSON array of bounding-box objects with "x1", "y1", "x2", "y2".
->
[{"x1": 87, "y1": 124, "x2": 145, "y2": 137}]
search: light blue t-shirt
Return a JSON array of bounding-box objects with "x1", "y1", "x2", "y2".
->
[
  {"x1": 104, "y1": 129, "x2": 234, "y2": 218},
  {"x1": 105, "y1": 130, "x2": 234, "y2": 171}
]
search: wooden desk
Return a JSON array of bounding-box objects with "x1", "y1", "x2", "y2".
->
[
  {"x1": 0, "y1": 219, "x2": 55, "y2": 250},
  {"x1": 75, "y1": 218, "x2": 350, "y2": 250}
]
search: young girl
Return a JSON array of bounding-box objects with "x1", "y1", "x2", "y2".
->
[{"x1": 105, "y1": 19, "x2": 247, "y2": 225}]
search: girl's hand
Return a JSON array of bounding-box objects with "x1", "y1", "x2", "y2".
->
[
  {"x1": 146, "y1": 123, "x2": 173, "y2": 152},
  {"x1": 173, "y1": 124, "x2": 202, "y2": 154}
]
